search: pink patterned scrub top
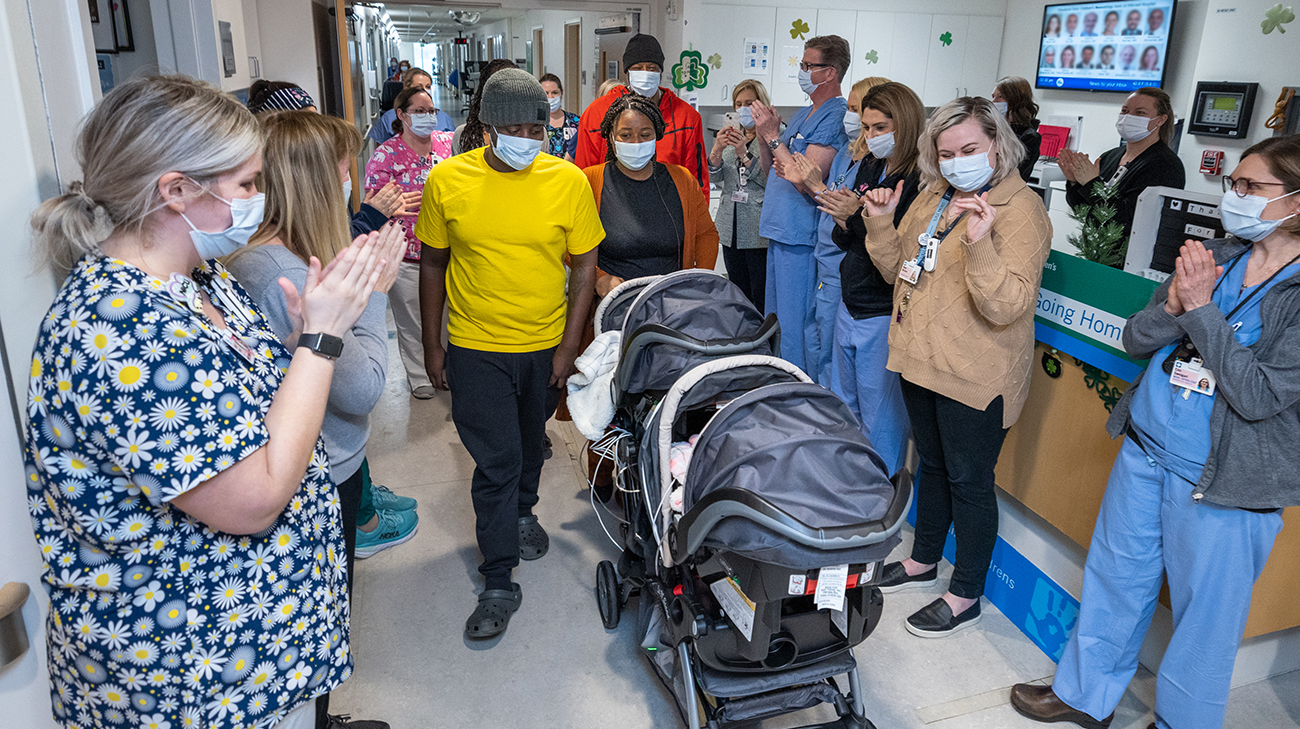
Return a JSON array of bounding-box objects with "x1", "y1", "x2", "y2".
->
[{"x1": 364, "y1": 131, "x2": 454, "y2": 262}]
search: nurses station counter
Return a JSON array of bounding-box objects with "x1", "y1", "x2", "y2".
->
[{"x1": 997, "y1": 220, "x2": 1300, "y2": 642}]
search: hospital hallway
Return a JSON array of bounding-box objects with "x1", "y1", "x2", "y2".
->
[{"x1": 325, "y1": 320, "x2": 1300, "y2": 728}]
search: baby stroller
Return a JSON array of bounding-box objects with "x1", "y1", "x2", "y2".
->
[{"x1": 589, "y1": 274, "x2": 911, "y2": 728}]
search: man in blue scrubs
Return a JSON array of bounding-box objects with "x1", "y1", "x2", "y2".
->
[{"x1": 751, "y1": 35, "x2": 850, "y2": 372}]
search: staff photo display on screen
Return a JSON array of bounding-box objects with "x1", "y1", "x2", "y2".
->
[{"x1": 1036, "y1": 0, "x2": 1177, "y2": 92}]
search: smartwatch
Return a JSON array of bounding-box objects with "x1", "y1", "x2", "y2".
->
[{"x1": 299, "y1": 332, "x2": 344, "y2": 360}]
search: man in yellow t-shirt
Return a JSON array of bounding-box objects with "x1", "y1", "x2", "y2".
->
[{"x1": 415, "y1": 69, "x2": 602, "y2": 640}]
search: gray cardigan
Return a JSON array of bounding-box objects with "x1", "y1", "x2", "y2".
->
[
  {"x1": 1107, "y1": 237, "x2": 1300, "y2": 509},
  {"x1": 710, "y1": 136, "x2": 768, "y2": 250},
  {"x1": 226, "y1": 244, "x2": 389, "y2": 483}
]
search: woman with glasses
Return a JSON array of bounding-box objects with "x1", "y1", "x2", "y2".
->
[
  {"x1": 1013, "y1": 134, "x2": 1300, "y2": 729},
  {"x1": 1058, "y1": 87, "x2": 1185, "y2": 258}
]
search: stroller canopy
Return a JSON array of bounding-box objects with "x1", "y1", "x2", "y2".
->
[{"x1": 615, "y1": 270, "x2": 774, "y2": 397}]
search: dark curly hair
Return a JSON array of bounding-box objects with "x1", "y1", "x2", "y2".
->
[
  {"x1": 599, "y1": 94, "x2": 665, "y2": 163},
  {"x1": 459, "y1": 59, "x2": 519, "y2": 154}
]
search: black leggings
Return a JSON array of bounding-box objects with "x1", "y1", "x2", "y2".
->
[
  {"x1": 722, "y1": 244, "x2": 768, "y2": 312},
  {"x1": 900, "y1": 379, "x2": 1009, "y2": 600}
]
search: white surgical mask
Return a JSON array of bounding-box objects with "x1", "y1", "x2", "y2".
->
[
  {"x1": 614, "y1": 140, "x2": 656, "y2": 171},
  {"x1": 548, "y1": 96, "x2": 563, "y2": 113},
  {"x1": 1220, "y1": 189, "x2": 1300, "y2": 242},
  {"x1": 491, "y1": 128, "x2": 544, "y2": 170},
  {"x1": 797, "y1": 68, "x2": 823, "y2": 96},
  {"x1": 843, "y1": 110, "x2": 861, "y2": 139},
  {"x1": 866, "y1": 131, "x2": 896, "y2": 160},
  {"x1": 180, "y1": 189, "x2": 266, "y2": 260},
  {"x1": 408, "y1": 112, "x2": 439, "y2": 138},
  {"x1": 993, "y1": 101, "x2": 1009, "y2": 118},
  {"x1": 343, "y1": 177, "x2": 352, "y2": 202},
  {"x1": 1116, "y1": 113, "x2": 1154, "y2": 143},
  {"x1": 737, "y1": 106, "x2": 755, "y2": 129},
  {"x1": 628, "y1": 70, "x2": 661, "y2": 97},
  {"x1": 939, "y1": 151, "x2": 995, "y2": 192}
]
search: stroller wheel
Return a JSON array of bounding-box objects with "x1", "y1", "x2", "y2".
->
[{"x1": 596, "y1": 560, "x2": 622, "y2": 629}]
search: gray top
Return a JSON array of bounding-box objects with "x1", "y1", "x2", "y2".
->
[
  {"x1": 1107, "y1": 237, "x2": 1300, "y2": 509},
  {"x1": 226, "y1": 244, "x2": 389, "y2": 483},
  {"x1": 709, "y1": 136, "x2": 768, "y2": 250}
]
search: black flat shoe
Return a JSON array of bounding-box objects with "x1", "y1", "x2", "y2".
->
[
  {"x1": 905, "y1": 597, "x2": 981, "y2": 638},
  {"x1": 877, "y1": 561, "x2": 939, "y2": 593}
]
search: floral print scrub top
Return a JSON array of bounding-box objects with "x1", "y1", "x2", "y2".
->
[
  {"x1": 25, "y1": 256, "x2": 351, "y2": 729},
  {"x1": 364, "y1": 132, "x2": 454, "y2": 263},
  {"x1": 546, "y1": 112, "x2": 580, "y2": 159}
]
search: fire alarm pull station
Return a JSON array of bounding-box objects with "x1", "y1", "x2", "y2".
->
[{"x1": 1200, "y1": 150, "x2": 1224, "y2": 176}]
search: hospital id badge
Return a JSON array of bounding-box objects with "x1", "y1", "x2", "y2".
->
[
  {"x1": 731, "y1": 190, "x2": 750, "y2": 203},
  {"x1": 1170, "y1": 357, "x2": 1216, "y2": 396},
  {"x1": 899, "y1": 260, "x2": 922, "y2": 285}
]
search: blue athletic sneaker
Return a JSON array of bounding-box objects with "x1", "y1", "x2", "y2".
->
[
  {"x1": 370, "y1": 483, "x2": 417, "y2": 512},
  {"x1": 355, "y1": 508, "x2": 419, "y2": 559}
]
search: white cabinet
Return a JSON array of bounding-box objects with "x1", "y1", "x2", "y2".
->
[
  {"x1": 771, "y1": 8, "x2": 817, "y2": 106},
  {"x1": 923, "y1": 15, "x2": 969, "y2": 106},
  {"x1": 851, "y1": 12, "x2": 897, "y2": 84},
  {"x1": 889, "y1": 14, "x2": 932, "y2": 100},
  {"x1": 696, "y1": 4, "x2": 778, "y2": 107},
  {"x1": 961, "y1": 15, "x2": 1005, "y2": 99}
]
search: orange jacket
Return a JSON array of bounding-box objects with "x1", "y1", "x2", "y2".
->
[
  {"x1": 575, "y1": 86, "x2": 709, "y2": 200},
  {"x1": 581, "y1": 161, "x2": 719, "y2": 280}
]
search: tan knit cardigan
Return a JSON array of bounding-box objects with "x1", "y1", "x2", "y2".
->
[{"x1": 863, "y1": 174, "x2": 1052, "y2": 428}]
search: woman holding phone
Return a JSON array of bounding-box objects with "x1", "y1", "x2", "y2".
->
[{"x1": 711, "y1": 79, "x2": 772, "y2": 309}]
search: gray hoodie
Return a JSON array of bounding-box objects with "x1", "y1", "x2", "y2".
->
[{"x1": 1107, "y1": 237, "x2": 1300, "y2": 509}]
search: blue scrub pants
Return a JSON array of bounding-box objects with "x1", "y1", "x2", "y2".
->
[
  {"x1": 832, "y1": 304, "x2": 908, "y2": 475},
  {"x1": 807, "y1": 281, "x2": 841, "y2": 389},
  {"x1": 1053, "y1": 439, "x2": 1283, "y2": 729},
  {"x1": 765, "y1": 241, "x2": 817, "y2": 373}
]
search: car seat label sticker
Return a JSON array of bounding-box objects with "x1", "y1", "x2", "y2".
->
[
  {"x1": 788, "y1": 574, "x2": 807, "y2": 596},
  {"x1": 710, "y1": 577, "x2": 755, "y2": 642},
  {"x1": 815, "y1": 564, "x2": 848, "y2": 612}
]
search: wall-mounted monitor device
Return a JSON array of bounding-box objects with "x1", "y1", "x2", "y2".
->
[
  {"x1": 1036, "y1": 0, "x2": 1177, "y2": 92},
  {"x1": 1187, "y1": 81, "x2": 1259, "y2": 138}
]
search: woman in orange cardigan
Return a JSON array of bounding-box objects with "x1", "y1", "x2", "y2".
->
[{"x1": 584, "y1": 93, "x2": 718, "y2": 296}]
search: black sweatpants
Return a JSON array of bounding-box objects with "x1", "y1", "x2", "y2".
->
[
  {"x1": 899, "y1": 379, "x2": 1009, "y2": 600},
  {"x1": 315, "y1": 464, "x2": 363, "y2": 727},
  {"x1": 447, "y1": 344, "x2": 561, "y2": 590}
]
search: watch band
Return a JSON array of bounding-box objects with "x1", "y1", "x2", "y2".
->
[
  {"x1": 766, "y1": 138, "x2": 781, "y2": 152},
  {"x1": 299, "y1": 332, "x2": 344, "y2": 360}
]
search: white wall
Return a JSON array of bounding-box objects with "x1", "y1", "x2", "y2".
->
[
  {"x1": 212, "y1": 0, "x2": 251, "y2": 90},
  {"x1": 255, "y1": 0, "x2": 319, "y2": 105}
]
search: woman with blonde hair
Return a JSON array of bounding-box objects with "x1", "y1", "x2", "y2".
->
[
  {"x1": 227, "y1": 110, "x2": 412, "y2": 583},
  {"x1": 710, "y1": 78, "x2": 772, "y2": 309},
  {"x1": 25, "y1": 75, "x2": 386, "y2": 729},
  {"x1": 863, "y1": 96, "x2": 1052, "y2": 637}
]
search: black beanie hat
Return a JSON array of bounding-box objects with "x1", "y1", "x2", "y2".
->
[{"x1": 623, "y1": 34, "x2": 665, "y2": 71}]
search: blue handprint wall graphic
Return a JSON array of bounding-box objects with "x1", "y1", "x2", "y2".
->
[{"x1": 1024, "y1": 578, "x2": 1080, "y2": 661}]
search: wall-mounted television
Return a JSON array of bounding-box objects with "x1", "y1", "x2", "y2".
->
[{"x1": 1036, "y1": 0, "x2": 1176, "y2": 92}]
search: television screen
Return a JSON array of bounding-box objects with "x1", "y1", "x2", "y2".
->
[{"x1": 1036, "y1": 0, "x2": 1176, "y2": 92}]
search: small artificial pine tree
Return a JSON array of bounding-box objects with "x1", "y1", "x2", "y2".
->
[{"x1": 1068, "y1": 180, "x2": 1127, "y2": 268}]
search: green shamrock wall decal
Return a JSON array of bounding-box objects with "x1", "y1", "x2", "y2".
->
[
  {"x1": 939, "y1": 31, "x2": 953, "y2": 46},
  {"x1": 1262, "y1": 4, "x2": 1295, "y2": 34},
  {"x1": 790, "y1": 19, "x2": 810, "y2": 40},
  {"x1": 863, "y1": 49, "x2": 879, "y2": 64},
  {"x1": 706, "y1": 53, "x2": 722, "y2": 69},
  {"x1": 671, "y1": 49, "x2": 710, "y2": 91}
]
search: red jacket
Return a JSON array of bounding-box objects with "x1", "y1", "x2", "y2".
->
[{"x1": 575, "y1": 86, "x2": 709, "y2": 200}]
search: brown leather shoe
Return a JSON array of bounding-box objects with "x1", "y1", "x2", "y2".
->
[{"x1": 1009, "y1": 684, "x2": 1113, "y2": 728}]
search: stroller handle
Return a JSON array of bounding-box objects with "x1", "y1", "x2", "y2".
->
[
  {"x1": 668, "y1": 477, "x2": 913, "y2": 564},
  {"x1": 614, "y1": 314, "x2": 781, "y2": 398}
]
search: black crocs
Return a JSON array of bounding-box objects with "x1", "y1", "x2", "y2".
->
[
  {"x1": 518, "y1": 515, "x2": 549, "y2": 560},
  {"x1": 465, "y1": 583, "x2": 523, "y2": 639}
]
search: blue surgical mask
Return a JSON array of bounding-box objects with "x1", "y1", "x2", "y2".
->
[
  {"x1": 548, "y1": 96, "x2": 563, "y2": 113},
  {"x1": 737, "y1": 106, "x2": 755, "y2": 129},
  {"x1": 866, "y1": 131, "x2": 895, "y2": 160},
  {"x1": 491, "y1": 128, "x2": 544, "y2": 170},
  {"x1": 180, "y1": 189, "x2": 265, "y2": 259},
  {"x1": 843, "y1": 109, "x2": 861, "y2": 139},
  {"x1": 797, "y1": 68, "x2": 822, "y2": 96},
  {"x1": 939, "y1": 151, "x2": 995, "y2": 192},
  {"x1": 614, "y1": 140, "x2": 656, "y2": 171},
  {"x1": 1220, "y1": 189, "x2": 1300, "y2": 242},
  {"x1": 407, "y1": 112, "x2": 439, "y2": 138},
  {"x1": 629, "y1": 70, "x2": 660, "y2": 97}
]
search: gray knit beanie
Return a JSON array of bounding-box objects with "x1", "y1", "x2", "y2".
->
[{"x1": 479, "y1": 69, "x2": 549, "y2": 127}]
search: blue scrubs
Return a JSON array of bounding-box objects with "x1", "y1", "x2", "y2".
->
[
  {"x1": 1054, "y1": 255, "x2": 1296, "y2": 729},
  {"x1": 759, "y1": 98, "x2": 848, "y2": 372},
  {"x1": 832, "y1": 303, "x2": 908, "y2": 475},
  {"x1": 808, "y1": 146, "x2": 860, "y2": 389}
]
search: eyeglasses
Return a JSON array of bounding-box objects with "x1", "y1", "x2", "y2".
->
[
  {"x1": 1222, "y1": 176, "x2": 1288, "y2": 198},
  {"x1": 798, "y1": 62, "x2": 832, "y2": 72}
]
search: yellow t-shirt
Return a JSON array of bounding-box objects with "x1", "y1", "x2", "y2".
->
[{"x1": 414, "y1": 147, "x2": 604, "y2": 352}]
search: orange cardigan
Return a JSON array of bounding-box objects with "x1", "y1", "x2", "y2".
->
[{"x1": 581, "y1": 161, "x2": 719, "y2": 280}]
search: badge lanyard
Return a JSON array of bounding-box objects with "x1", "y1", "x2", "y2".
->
[{"x1": 895, "y1": 185, "x2": 988, "y2": 322}]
